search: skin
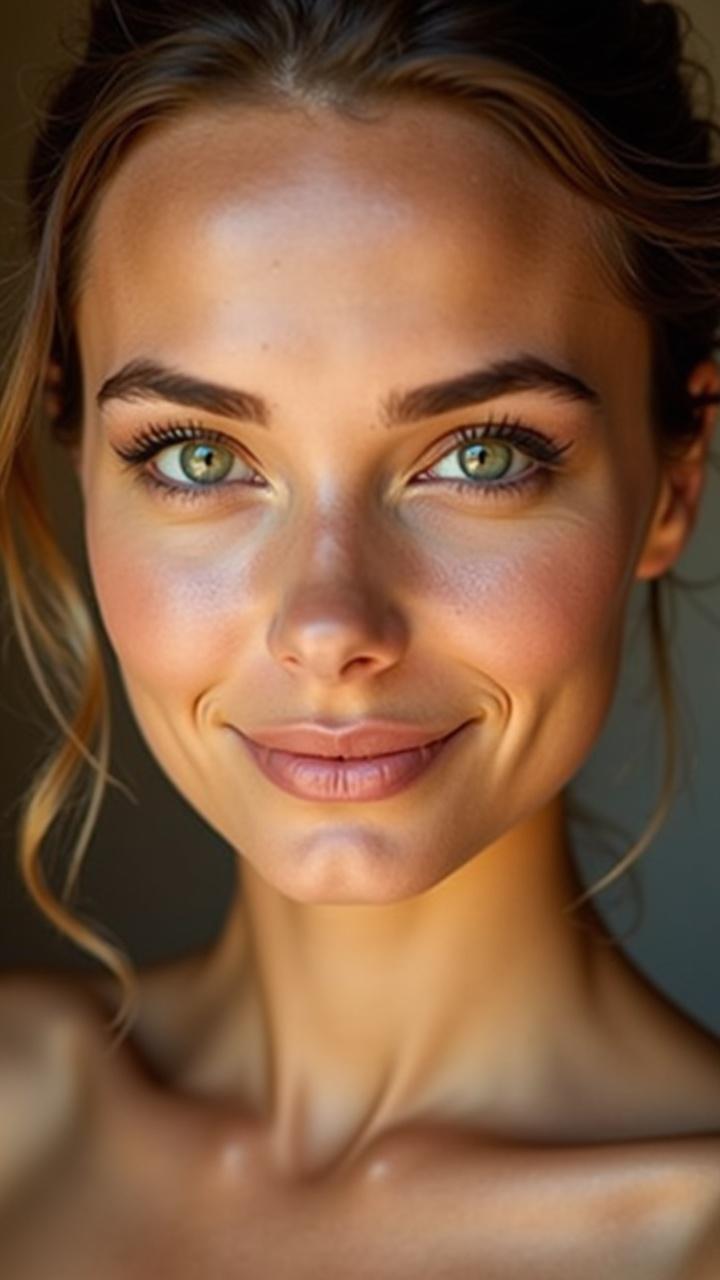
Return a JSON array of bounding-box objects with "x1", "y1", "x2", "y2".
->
[{"x1": 9, "y1": 95, "x2": 720, "y2": 1273}]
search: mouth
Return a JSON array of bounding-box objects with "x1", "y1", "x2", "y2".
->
[
  {"x1": 237, "y1": 717, "x2": 472, "y2": 760},
  {"x1": 235, "y1": 719, "x2": 473, "y2": 803},
  {"x1": 300, "y1": 731, "x2": 452, "y2": 762}
]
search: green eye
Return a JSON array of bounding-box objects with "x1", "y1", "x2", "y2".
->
[
  {"x1": 454, "y1": 440, "x2": 514, "y2": 481},
  {"x1": 112, "y1": 420, "x2": 261, "y2": 504},
  {"x1": 176, "y1": 441, "x2": 235, "y2": 484}
]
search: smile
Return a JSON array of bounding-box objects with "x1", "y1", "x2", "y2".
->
[{"x1": 236, "y1": 720, "x2": 472, "y2": 802}]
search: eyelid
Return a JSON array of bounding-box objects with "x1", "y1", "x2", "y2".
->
[
  {"x1": 113, "y1": 420, "x2": 248, "y2": 462},
  {"x1": 111, "y1": 411, "x2": 574, "y2": 506},
  {"x1": 424, "y1": 417, "x2": 571, "y2": 465},
  {"x1": 110, "y1": 421, "x2": 259, "y2": 506},
  {"x1": 410, "y1": 416, "x2": 572, "y2": 503}
]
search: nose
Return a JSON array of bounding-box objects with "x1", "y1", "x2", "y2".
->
[{"x1": 267, "y1": 531, "x2": 408, "y2": 684}]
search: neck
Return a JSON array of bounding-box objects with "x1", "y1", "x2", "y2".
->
[{"x1": 168, "y1": 792, "x2": 612, "y2": 1176}]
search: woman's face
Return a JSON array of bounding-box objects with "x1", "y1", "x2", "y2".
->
[{"x1": 75, "y1": 99, "x2": 667, "y2": 902}]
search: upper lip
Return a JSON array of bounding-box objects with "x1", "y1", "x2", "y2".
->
[{"x1": 240, "y1": 719, "x2": 470, "y2": 759}]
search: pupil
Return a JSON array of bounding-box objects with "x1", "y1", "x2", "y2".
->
[
  {"x1": 181, "y1": 442, "x2": 232, "y2": 484},
  {"x1": 463, "y1": 442, "x2": 511, "y2": 480}
]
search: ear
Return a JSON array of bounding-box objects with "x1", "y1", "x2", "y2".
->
[
  {"x1": 43, "y1": 359, "x2": 82, "y2": 473},
  {"x1": 634, "y1": 359, "x2": 720, "y2": 582}
]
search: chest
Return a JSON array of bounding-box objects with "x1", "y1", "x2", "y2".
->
[{"x1": 1, "y1": 1132, "x2": 717, "y2": 1280}]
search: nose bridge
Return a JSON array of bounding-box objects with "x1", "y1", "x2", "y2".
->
[
  {"x1": 267, "y1": 491, "x2": 407, "y2": 679},
  {"x1": 292, "y1": 486, "x2": 376, "y2": 572}
]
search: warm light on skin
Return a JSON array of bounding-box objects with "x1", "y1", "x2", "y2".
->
[
  {"x1": 71, "y1": 99, "x2": 718, "y2": 1174},
  {"x1": 76, "y1": 100, "x2": 662, "y2": 903}
]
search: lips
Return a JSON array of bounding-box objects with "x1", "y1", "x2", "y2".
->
[
  {"x1": 240, "y1": 719, "x2": 469, "y2": 760},
  {"x1": 236, "y1": 719, "x2": 473, "y2": 802}
]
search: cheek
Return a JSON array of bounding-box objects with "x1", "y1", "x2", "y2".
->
[
  {"x1": 85, "y1": 493, "x2": 632, "y2": 709},
  {"x1": 84, "y1": 509, "x2": 258, "y2": 694},
  {"x1": 427, "y1": 512, "x2": 632, "y2": 691},
  {"x1": 419, "y1": 510, "x2": 634, "y2": 808}
]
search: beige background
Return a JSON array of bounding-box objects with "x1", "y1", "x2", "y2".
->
[{"x1": 1, "y1": 1, "x2": 719, "y2": 1033}]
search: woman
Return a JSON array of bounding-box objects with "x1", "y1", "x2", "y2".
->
[{"x1": 1, "y1": 0, "x2": 720, "y2": 1274}]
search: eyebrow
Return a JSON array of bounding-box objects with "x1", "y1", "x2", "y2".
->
[{"x1": 96, "y1": 352, "x2": 601, "y2": 427}]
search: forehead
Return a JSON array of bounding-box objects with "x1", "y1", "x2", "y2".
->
[{"x1": 76, "y1": 98, "x2": 647, "y2": 392}]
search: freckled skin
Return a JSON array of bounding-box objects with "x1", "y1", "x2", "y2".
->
[
  {"x1": 78, "y1": 103, "x2": 658, "y2": 903},
  {"x1": 64, "y1": 97, "x2": 720, "y2": 1225}
]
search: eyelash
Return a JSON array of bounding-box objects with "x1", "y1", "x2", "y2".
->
[{"x1": 111, "y1": 414, "x2": 573, "y2": 506}]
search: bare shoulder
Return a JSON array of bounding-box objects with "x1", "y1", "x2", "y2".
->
[
  {"x1": 0, "y1": 968, "x2": 110, "y2": 1050},
  {"x1": 0, "y1": 972, "x2": 108, "y2": 1216},
  {"x1": 356, "y1": 1122, "x2": 720, "y2": 1280},
  {"x1": 682, "y1": 1205, "x2": 720, "y2": 1280}
]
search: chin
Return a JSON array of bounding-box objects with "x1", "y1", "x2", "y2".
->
[{"x1": 239, "y1": 839, "x2": 458, "y2": 905}]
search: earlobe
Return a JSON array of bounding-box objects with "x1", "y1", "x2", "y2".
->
[
  {"x1": 634, "y1": 358, "x2": 720, "y2": 583},
  {"x1": 634, "y1": 468, "x2": 693, "y2": 582}
]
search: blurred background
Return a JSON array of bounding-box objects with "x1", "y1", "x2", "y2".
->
[{"x1": 1, "y1": 0, "x2": 719, "y2": 1032}]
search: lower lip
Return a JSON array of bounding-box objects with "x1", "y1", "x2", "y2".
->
[{"x1": 236, "y1": 722, "x2": 471, "y2": 802}]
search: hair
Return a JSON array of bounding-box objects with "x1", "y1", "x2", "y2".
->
[{"x1": 1, "y1": 0, "x2": 719, "y2": 1050}]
